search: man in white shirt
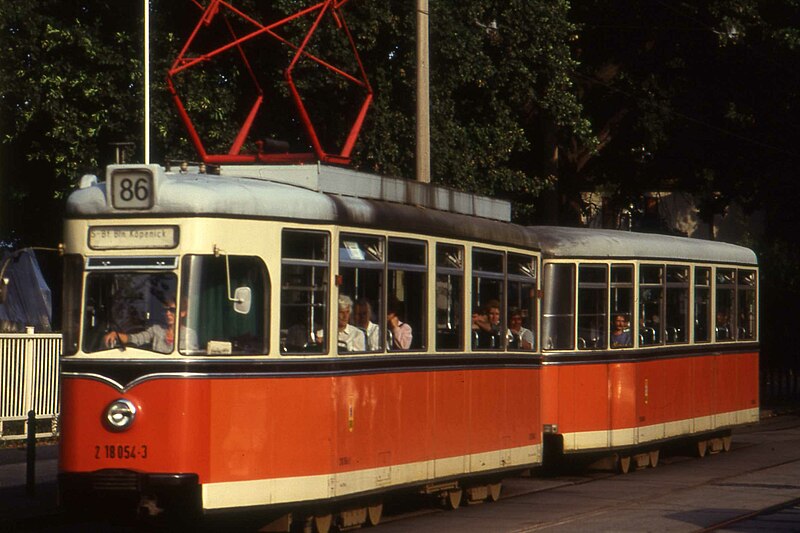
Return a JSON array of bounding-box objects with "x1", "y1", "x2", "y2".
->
[
  {"x1": 338, "y1": 295, "x2": 366, "y2": 352},
  {"x1": 508, "y1": 308, "x2": 534, "y2": 350},
  {"x1": 354, "y1": 298, "x2": 380, "y2": 351}
]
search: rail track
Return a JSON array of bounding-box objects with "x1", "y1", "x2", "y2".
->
[
  {"x1": 7, "y1": 415, "x2": 800, "y2": 531},
  {"x1": 371, "y1": 416, "x2": 800, "y2": 532}
]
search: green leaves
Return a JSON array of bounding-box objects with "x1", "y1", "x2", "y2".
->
[
  {"x1": 350, "y1": 0, "x2": 587, "y2": 207},
  {"x1": 5, "y1": 0, "x2": 796, "y2": 236}
]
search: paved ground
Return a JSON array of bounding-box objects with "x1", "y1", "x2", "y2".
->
[
  {"x1": 375, "y1": 413, "x2": 800, "y2": 532},
  {"x1": 0, "y1": 443, "x2": 59, "y2": 528},
  {"x1": 3, "y1": 413, "x2": 800, "y2": 531}
]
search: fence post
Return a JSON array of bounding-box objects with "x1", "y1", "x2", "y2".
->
[
  {"x1": 26, "y1": 409, "x2": 36, "y2": 497},
  {"x1": 23, "y1": 326, "x2": 36, "y2": 416}
]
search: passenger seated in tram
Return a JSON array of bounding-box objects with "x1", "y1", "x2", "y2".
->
[
  {"x1": 487, "y1": 300, "x2": 501, "y2": 335},
  {"x1": 610, "y1": 313, "x2": 632, "y2": 348},
  {"x1": 335, "y1": 295, "x2": 366, "y2": 352},
  {"x1": 285, "y1": 310, "x2": 319, "y2": 353},
  {"x1": 103, "y1": 298, "x2": 198, "y2": 353},
  {"x1": 715, "y1": 310, "x2": 730, "y2": 340},
  {"x1": 507, "y1": 307, "x2": 533, "y2": 350},
  {"x1": 640, "y1": 313, "x2": 660, "y2": 345},
  {"x1": 387, "y1": 301, "x2": 412, "y2": 350},
  {"x1": 354, "y1": 298, "x2": 380, "y2": 351},
  {"x1": 472, "y1": 306, "x2": 496, "y2": 348}
]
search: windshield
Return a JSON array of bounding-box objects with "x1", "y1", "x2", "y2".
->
[
  {"x1": 82, "y1": 272, "x2": 178, "y2": 354},
  {"x1": 75, "y1": 253, "x2": 268, "y2": 356},
  {"x1": 180, "y1": 254, "x2": 269, "y2": 355}
]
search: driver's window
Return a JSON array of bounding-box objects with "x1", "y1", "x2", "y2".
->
[{"x1": 82, "y1": 272, "x2": 177, "y2": 354}]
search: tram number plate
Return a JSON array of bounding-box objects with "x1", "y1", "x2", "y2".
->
[
  {"x1": 95, "y1": 444, "x2": 148, "y2": 460},
  {"x1": 111, "y1": 170, "x2": 154, "y2": 209}
]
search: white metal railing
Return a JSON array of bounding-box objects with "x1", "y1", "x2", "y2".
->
[{"x1": 0, "y1": 328, "x2": 61, "y2": 441}]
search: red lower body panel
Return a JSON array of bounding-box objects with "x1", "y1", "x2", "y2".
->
[
  {"x1": 59, "y1": 365, "x2": 541, "y2": 510},
  {"x1": 541, "y1": 351, "x2": 758, "y2": 452}
]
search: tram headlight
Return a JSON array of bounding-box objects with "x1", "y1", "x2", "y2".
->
[{"x1": 104, "y1": 399, "x2": 137, "y2": 432}]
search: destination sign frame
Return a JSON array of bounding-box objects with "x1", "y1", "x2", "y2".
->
[{"x1": 88, "y1": 226, "x2": 179, "y2": 250}]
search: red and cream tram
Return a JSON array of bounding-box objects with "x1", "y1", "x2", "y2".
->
[
  {"x1": 536, "y1": 227, "x2": 759, "y2": 471},
  {"x1": 58, "y1": 163, "x2": 544, "y2": 528},
  {"x1": 58, "y1": 163, "x2": 759, "y2": 526}
]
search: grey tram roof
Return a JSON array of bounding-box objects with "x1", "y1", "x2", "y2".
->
[
  {"x1": 67, "y1": 163, "x2": 539, "y2": 250},
  {"x1": 67, "y1": 163, "x2": 757, "y2": 265},
  {"x1": 531, "y1": 226, "x2": 757, "y2": 266}
]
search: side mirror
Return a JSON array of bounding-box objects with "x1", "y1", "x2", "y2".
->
[
  {"x1": 213, "y1": 245, "x2": 252, "y2": 315},
  {"x1": 233, "y1": 286, "x2": 251, "y2": 315}
]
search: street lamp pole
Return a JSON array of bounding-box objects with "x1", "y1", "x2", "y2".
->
[
  {"x1": 416, "y1": 0, "x2": 430, "y2": 183},
  {"x1": 144, "y1": 0, "x2": 151, "y2": 164}
]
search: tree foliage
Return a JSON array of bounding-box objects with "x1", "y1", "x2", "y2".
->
[
  {"x1": 0, "y1": 1, "x2": 588, "y2": 240},
  {"x1": 1, "y1": 2, "x2": 138, "y2": 243},
  {"x1": 2, "y1": 1, "x2": 800, "y2": 365},
  {"x1": 567, "y1": 1, "x2": 800, "y2": 228}
]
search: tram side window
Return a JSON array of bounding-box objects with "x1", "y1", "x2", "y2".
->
[
  {"x1": 436, "y1": 244, "x2": 464, "y2": 351},
  {"x1": 62, "y1": 254, "x2": 83, "y2": 355},
  {"x1": 694, "y1": 267, "x2": 711, "y2": 343},
  {"x1": 715, "y1": 268, "x2": 735, "y2": 342},
  {"x1": 640, "y1": 264, "x2": 664, "y2": 345},
  {"x1": 280, "y1": 230, "x2": 329, "y2": 354},
  {"x1": 387, "y1": 238, "x2": 426, "y2": 351},
  {"x1": 181, "y1": 255, "x2": 269, "y2": 355},
  {"x1": 542, "y1": 263, "x2": 575, "y2": 351},
  {"x1": 665, "y1": 266, "x2": 689, "y2": 344},
  {"x1": 578, "y1": 264, "x2": 608, "y2": 350},
  {"x1": 507, "y1": 253, "x2": 537, "y2": 351},
  {"x1": 472, "y1": 249, "x2": 504, "y2": 350},
  {"x1": 82, "y1": 270, "x2": 178, "y2": 354},
  {"x1": 339, "y1": 234, "x2": 384, "y2": 352},
  {"x1": 610, "y1": 264, "x2": 634, "y2": 349},
  {"x1": 737, "y1": 269, "x2": 757, "y2": 340}
]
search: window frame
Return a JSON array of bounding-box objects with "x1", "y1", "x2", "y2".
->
[
  {"x1": 280, "y1": 229, "x2": 331, "y2": 356},
  {"x1": 506, "y1": 252, "x2": 539, "y2": 352},
  {"x1": 694, "y1": 266, "x2": 712, "y2": 344},
  {"x1": 610, "y1": 263, "x2": 635, "y2": 350},
  {"x1": 338, "y1": 232, "x2": 386, "y2": 354},
  {"x1": 386, "y1": 237, "x2": 428, "y2": 352},
  {"x1": 541, "y1": 261, "x2": 576, "y2": 351},
  {"x1": 577, "y1": 263, "x2": 609, "y2": 351},
  {"x1": 436, "y1": 243, "x2": 465, "y2": 352},
  {"x1": 471, "y1": 247, "x2": 506, "y2": 351}
]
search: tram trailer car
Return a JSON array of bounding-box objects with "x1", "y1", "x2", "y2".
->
[
  {"x1": 535, "y1": 227, "x2": 759, "y2": 471},
  {"x1": 58, "y1": 164, "x2": 544, "y2": 527}
]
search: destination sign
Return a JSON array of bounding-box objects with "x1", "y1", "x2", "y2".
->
[{"x1": 89, "y1": 226, "x2": 179, "y2": 250}]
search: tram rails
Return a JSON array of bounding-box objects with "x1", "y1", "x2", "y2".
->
[
  {"x1": 696, "y1": 497, "x2": 800, "y2": 532},
  {"x1": 16, "y1": 414, "x2": 799, "y2": 532},
  {"x1": 57, "y1": 163, "x2": 759, "y2": 529},
  {"x1": 368, "y1": 417, "x2": 800, "y2": 533}
]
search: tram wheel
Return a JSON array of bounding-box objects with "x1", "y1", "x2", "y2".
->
[
  {"x1": 487, "y1": 482, "x2": 502, "y2": 502},
  {"x1": 366, "y1": 503, "x2": 383, "y2": 527},
  {"x1": 443, "y1": 489, "x2": 463, "y2": 510},
  {"x1": 313, "y1": 514, "x2": 332, "y2": 533},
  {"x1": 649, "y1": 449, "x2": 660, "y2": 468},
  {"x1": 618, "y1": 455, "x2": 632, "y2": 474},
  {"x1": 722, "y1": 435, "x2": 732, "y2": 452},
  {"x1": 696, "y1": 439, "x2": 708, "y2": 458}
]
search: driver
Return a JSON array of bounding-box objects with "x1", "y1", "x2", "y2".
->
[{"x1": 103, "y1": 299, "x2": 197, "y2": 353}]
